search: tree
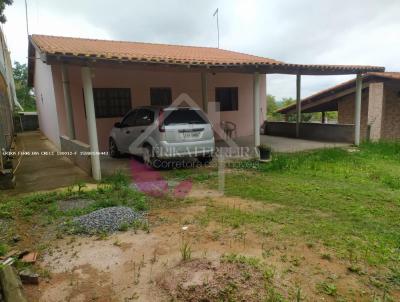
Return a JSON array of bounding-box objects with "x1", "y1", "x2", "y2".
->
[
  {"x1": 0, "y1": 0, "x2": 12, "y2": 23},
  {"x1": 13, "y1": 62, "x2": 36, "y2": 111},
  {"x1": 266, "y1": 94, "x2": 280, "y2": 121}
]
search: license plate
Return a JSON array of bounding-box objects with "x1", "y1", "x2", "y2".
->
[{"x1": 182, "y1": 132, "x2": 200, "y2": 139}]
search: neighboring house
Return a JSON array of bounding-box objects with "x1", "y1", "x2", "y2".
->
[
  {"x1": 276, "y1": 72, "x2": 400, "y2": 142},
  {"x1": 0, "y1": 27, "x2": 19, "y2": 189},
  {"x1": 27, "y1": 34, "x2": 383, "y2": 180}
]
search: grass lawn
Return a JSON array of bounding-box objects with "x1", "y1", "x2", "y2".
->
[
  {"x1": 0, "y1": 173, "x2": 148, "y2": 253},
  {"x1": 166, "y1": 142, "x2": 400, "y2": 288},
  {"x1": 1, "y1": 141, "x2": 399, "y2": 301}
]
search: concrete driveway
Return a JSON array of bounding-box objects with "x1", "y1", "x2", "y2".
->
[{"x1": 5, "y1": 131, "x2": 92, "y2": 195}]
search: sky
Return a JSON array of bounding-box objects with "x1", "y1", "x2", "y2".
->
[{"x1": 3, "y1": 0, "x2": 400, "y2": 100}]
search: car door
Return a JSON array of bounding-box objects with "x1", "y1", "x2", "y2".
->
[
  {"x1": 128, "y1": 109, "x2": 155, "y2": 154},
  {"x1": 117, "y1": 109, "x2": 138, "y2": 153}
]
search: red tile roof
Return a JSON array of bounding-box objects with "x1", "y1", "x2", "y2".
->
[
  {"x1": 27, "y1": 35, "x2": 386, "y2": 87},
  {"x1": 30, "y1": 34, "x2": 282, "y2": 66}
]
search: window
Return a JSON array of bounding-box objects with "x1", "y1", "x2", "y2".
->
[
  {"x1": 163, "y1": 109, "x2": 208, "y2": 125},
  {"x1": 134, "y1": 109, "x2": 154, "y2": 126},
  {"x1": 122, "y1": 110, "x2": 137, "y2": 127},
  {"x1": 92, "y1": 88, "x2": 131, "y2": 118},
  {"x1": 215, "y1": 87, "x2": 238, "y2": 111},
  {"x1": 150, "y1": 88, "x2": 172, "y2": 106},
  {"x1": 121, "y1": 109, "x2": 154, "y2": 127}
]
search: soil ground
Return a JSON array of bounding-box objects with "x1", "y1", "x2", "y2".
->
[{"x1": 22, "y1": 187, "x2": 398, "y2": 302}]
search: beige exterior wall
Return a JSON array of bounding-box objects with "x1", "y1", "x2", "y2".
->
[
  {"x1": 367, "y1": 82, "x2": 384, "y2": 141},
  {"x1": 34, "y1": 53, "x2": 61, "y2": 147},
  {"x1": 51, "y1": 65, "x2": 266, "y2": 151},
  {"x1": 381, "y1": 80, "x2": 400, "y2": 139}
]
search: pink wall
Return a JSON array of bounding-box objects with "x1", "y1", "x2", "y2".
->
[{"x1": 51, "y1": 65, "x2": 266, "y2": 151}]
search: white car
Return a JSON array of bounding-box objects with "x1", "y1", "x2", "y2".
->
[{"x1": 109, "y1": 106, "x2": 215, "y2": 166}]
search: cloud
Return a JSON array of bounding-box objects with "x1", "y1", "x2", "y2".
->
[{"x1": 3, "y1": 0, "x2": 400, "y2": 100}]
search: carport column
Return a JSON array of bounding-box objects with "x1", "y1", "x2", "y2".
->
[
  {"x1": 253, "y1": 72, "x2": 260, "y2": 147},
  {"x1": 201, "y1": 72, "x2": 208, "y2": 113},
  {"x1": 321, "y1": 112, "x2": 326, "y2": 124},
  {"x1": 61, "y1": 65, "x2": 76, "y2": 139},
  {"x1": 81, "y1": 67, "x2": 101, "y2": 181},
  {"x1": 296, "y1": 74, "x2": 301, "y2": 138},
  {"x1": 354, "y1": 74, "x2": 362, "y2": 146}
]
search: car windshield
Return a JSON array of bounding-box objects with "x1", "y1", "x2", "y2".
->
[{"x1": 163, "y1": 109, "x2": 208, "y2": 125}]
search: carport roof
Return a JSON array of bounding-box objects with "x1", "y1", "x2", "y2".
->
[
  {"x1": 277, "y1": 72, "x2": 400, "y2": 114},
  {"x1": 28, "y1": 34, "x2": 385, "y2": 86}
]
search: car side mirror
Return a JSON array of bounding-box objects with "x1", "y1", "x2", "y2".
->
[{"x1": 114, "y1": 122, "x2": 123, "y2": 128}]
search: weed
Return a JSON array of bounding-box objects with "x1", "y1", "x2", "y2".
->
[
  {"x1": 388, "y1": 266, "x2": 400, "y2": 286},
  {"x1": 221, "y1": 253, "x2": 261, "y2": 268},
  {"x1": 104, "y1": 170, "x2": 130, "y2": 190},
  {"x1": 316, "y1": 281, "x2": 337, "y2": 296},
  {"x1": 321, "y1": 253, "x2": 332, "y2": 261},
  {"x1": 74, "y1": 180, "x2": 87, "y2": 193},
  {"x1": 180, "y1": 241, "x2": 192, "y2": 261},
  {"x1": 306, "y1": 242, "x2": 314, "y2": 249},
  {"x1": 265, "y1": 287, "x2": 285, "y2": 302},
  {"x1": 263, "y1": 267, "x2": 275, "y2": 283},
  {"x1": 295, "y1": 287, "x2": 302, "y2": 302},
  {"x1": 0, "y1": 243, "x2": 8, "y2": 256},
  {"x1": 347, "y1": 264, "x2": 363, "y2": 275},
  {"x1": 118, "y1": 222, "x2": 129, "y2": 232},
  {"x1": 96, "y1": 231, "x2": 109, "y2": 240}
]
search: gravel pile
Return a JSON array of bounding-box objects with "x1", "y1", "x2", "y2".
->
[{"x1": 73, "y1": 206, "x2": 145, "y2": 233}]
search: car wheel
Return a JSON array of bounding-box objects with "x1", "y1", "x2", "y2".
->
[
  {"x1": 197, "y1": 156, "x2": 213, "y2": 165},
  {"x1": 142, "y1": 145, "x2": 154, "y2": 167},
  {"x1": 109, "y1": 138, "x2": 121, "y2": 158}
]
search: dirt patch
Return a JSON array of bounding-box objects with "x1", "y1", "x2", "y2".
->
[
  {"x1": 189, "y1": 186, "x2": 284, "y2": 213},
  {"x1": 25, "y1": 264, "x2": 114, "y2": 302},
  {"x1": 57, "y1": 198, "x2": 96, "y2": 211},
  {"x1": 21, "y1": 194, "x2": 399, "y2": 301},
  {"x1": 158, "y1": 258, "x2": 278, "y2": 302}
]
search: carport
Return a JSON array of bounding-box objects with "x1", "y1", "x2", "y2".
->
[{"x1": 28, "y1": 35, "x2": 384, "y2": 181}]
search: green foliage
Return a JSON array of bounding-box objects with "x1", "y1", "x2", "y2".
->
[
  {"x1": 388, "y1": 266, "x2": 400, "y2": 286},
  {"x1": 0, "y1": 172, "x2": 148, "y2": 243},
  {"x1": 0, "y1": 0, "x2": 12, "y2": 23},
  {"x1": 104, "y1": 170, "x2": 131, "y2": 189},
  {"x1": 266, "y1": 94, "x2": 280, "y2": 121},
  {"x1": 186, "y1": 142, "x2": 400, "y2": 267},
  {"x1": 221, "y1": 253, "x2": 261, "y2": 268},
  {"x1": 0, "y1": 243, "x2": 8, "y2": 256},
  {"x1": 180, "y1": 241, "x2": 192, "y2": 261},
  {"x1": 266, "y1": 94, "x2": 338, "y2": 123},
  {"x1": 316, "y1": 281, "x2": 337, "y2": 296},
  {"x1": 13, "y1": 61, "x2": 36, "y2": 111}
]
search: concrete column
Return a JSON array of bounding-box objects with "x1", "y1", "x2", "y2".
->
[
  {"x1": 354, "y1": 74, "x2": 362, "y2": 146},
  {"x1": 367, "y1": 82, "x2": 384, "y2": 141},
  {"x1": 321, "y1": 111, "x2": 326, "y2": 124},
  {"x1": 61, "y1": 65, "x2": 76, "y2": 139},
  {"x1": 253, "y1": 72, "x2": 260, "y2": 147},
  {"x1": 201, "y1": 72, "x2": 208, "y2": 113},
  {"x1": 296, "y1": 74, "x2": 301, "y2": 138},
  {"x1": 81, "y1": 67, "x2": 101, "y2": 181}
]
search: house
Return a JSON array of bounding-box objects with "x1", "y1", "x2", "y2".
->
[
  {"x1": 27, "y1": 34, "x2": 384, "y2": 180},
  {"x1": 275, "y1": 72, "x2": 400, "y2": 142}
]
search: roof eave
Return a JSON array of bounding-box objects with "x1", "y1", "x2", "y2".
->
[{"x1": 43, "y1": 53, "x2": 386, "y2": 76}]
